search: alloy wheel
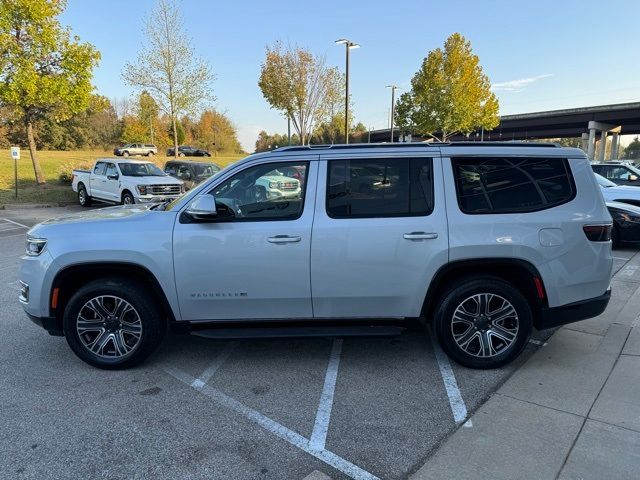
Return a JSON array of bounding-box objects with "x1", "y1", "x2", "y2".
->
[
  {"x1": 450, "y1": 293, "x2": 519, "y2": 358},
  {"x1": 76, "y1": 295, "x2": 142, "y2": 359}
]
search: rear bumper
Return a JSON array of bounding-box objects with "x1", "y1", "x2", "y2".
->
[{"x1": 536, "y1": 288, "x2": 611, "y2": 330}]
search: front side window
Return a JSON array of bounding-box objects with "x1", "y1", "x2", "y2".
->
[
  {"x1": 608, "y1": 166, "x2": 633, "y2": 180},
  {"x1": 326, "y1": 158, "x2": 433, "y2": 218},
  {"x1": 210, "y1": 161, "x2": 309, "y2": 221},
  {"x1": 452, "y1": 157, "x2": 575, "y2": 214}
]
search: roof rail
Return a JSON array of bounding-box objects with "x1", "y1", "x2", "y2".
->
[{"x1": 272, "y1": 141, "x2": 561, "y2": 152}]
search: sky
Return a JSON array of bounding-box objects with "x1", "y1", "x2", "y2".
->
[{"x1": 61, "y1": 0, "x2": 640, "y2": 151}]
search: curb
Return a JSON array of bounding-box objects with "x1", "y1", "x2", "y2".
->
[{"x1": 0, "y1": 202, "x2": 76, "y2": 210}]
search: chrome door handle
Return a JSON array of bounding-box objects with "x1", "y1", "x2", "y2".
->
[
  {"x1": 267, "y1": 235, "x2": 302, "y2": 244},
  {"x1": 403, "y1": 232, "x2": 438, "y2": 240}
]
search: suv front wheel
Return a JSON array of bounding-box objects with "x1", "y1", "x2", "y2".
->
[
  {"x1": 434, "y1": 277, "x2": 532, "y2": 369},
  {"x1": 63, "y1": 278, "x2": 166, "y2": 369}
]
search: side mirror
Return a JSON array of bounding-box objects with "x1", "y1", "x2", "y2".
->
[
  {"x1": 107, "y1": 174, "x2": 119, "y2": 180},
  {"x1": 185, "y1": 194, "x2": 217, "y2": 222},
  {"x1": 629, "y1": 174, "x2": 638, "y2": 182}
]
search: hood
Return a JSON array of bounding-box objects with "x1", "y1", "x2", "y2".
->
[{"x1": 29, "y1": 205, "x2": 155, "y2": 236}]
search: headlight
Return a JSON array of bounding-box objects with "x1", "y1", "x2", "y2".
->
[
  {"x1": 180, "y1": 184, "x2": 185, "y2": 194},
  {"x1": 137, "y1": 185, "x2": 147, "y2": 195},
  {"x1": 26, "y1": 237, "x2": 47, "y2": 256},
  {"x1": 269, "y1": 181, "x2": 278, "y2": 189}
]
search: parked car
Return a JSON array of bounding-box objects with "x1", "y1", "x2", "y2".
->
[
  {"x1": 113, "y1": 143, "x2": 157, "y2": 157},
  {"x1": 72, "y1": 159, "x2": 184, "y2": 206},
  {"x1": 607, "y1": 201, "x2": 640, "y2": 246},
  {"x1": 164, "y1": 160, "x2": 221, "y2": 190},
  {"x1": 21, "y1": 142, "x2": 612, "y2": 370},
  {"x1": 595, "y1": 173, "x2": 640, "y2": 207},
  {"x1": 167, "y1": 146, "x2": 211, "y2": 157},
  {"x1": 591, "y1": 162, "x2": 640, "y2": 186}
]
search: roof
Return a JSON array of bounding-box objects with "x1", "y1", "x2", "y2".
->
[
  {"x1": 98, "y1": 158, "x2": 155, "y2": 164},
  {"x1": 273, "y1": 141, "x2": 562, "y2": 153}
]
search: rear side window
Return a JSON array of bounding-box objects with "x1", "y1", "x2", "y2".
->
[
  {"x1": 452, "y1": 157, "x2": 575, "y2": 214},
  {"x1": 93, "y1": 162, "x2": 106, "y2": 175},
  {"x1": 326, "y1": 158, "x2": 434, "y2": 218}
]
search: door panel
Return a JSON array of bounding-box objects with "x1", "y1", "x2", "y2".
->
[
  {"x1": 104, "y1": 163, "x2": 120, "y2": 202},
  {"x1": 90, "y1": 162, "x2": 106, "y2": 199},
  {"x1": 173, "y1": 158, "x2": 318, "y2": 321},
  {"x1": 311, "y1": 156, "x2": 449, "y2": 318}
]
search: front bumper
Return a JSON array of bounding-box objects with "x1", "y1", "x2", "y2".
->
[
  {"x1": 136, "y1": 194, "x2": 182, "y2": 203},
  {"x1": 25, "y1": 312, "x2": 63, "y2": 336},
  {"x1": 536, "y1": 288, "x2": 611, "y2": 330}
]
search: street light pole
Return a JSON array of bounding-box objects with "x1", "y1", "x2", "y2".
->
[
  {"x1": 335, "y1": 39, "x2": 359, "y2": 144},
  {"x1": 386, "y1": 85, "x2": 400, "y2": 143}
]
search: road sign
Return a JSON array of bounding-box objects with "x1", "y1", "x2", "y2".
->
[{"x1": 11, "y1": 146, "x2": 20, "y2": 159}]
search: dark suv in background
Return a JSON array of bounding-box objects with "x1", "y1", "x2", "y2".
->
[
  {"x1": 164, "y1": 160, "x2": 221, "y2": 190},
  {"x1": 167, "y1": 145, "x2": 212, "y2": 157}
]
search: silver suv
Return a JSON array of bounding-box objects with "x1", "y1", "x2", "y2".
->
[{"x1": 19, "y1": 142, "x2": 613, "y2": 369}]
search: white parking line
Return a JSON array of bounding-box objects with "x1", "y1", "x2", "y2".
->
[
  {"x1": 1, "y1": 218, "x2": 29, "y2": 229},
  {"x1": 430, "y1": 331, "x2": 469, "y2": 425},
  {"x1": 310, "y1": 339, "x2": 343, "y2": 450},
  {"x1": 190, "y1": 341, "x2": 239, "y2": 389},
  {"x1": 0, "y1": 224, "x2": 21, "y2": 232},
  {"x1": 164, "y1": 366, "x2": 379, "y2": 480}
]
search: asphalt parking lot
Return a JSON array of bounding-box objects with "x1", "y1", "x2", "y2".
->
[{"x1": 0, "y1": 206, "x2": 635, "y2": 480}]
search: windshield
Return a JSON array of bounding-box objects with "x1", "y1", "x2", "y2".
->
[
  {"x1": 193, "y1": 164, "x2": 219, "y2": 177},
  {"x1": 118, "y1": 162, "x2": 166, "y2": 177},
  {"x1": 594, "y1": 173, "x2": 617, "y2": 188}
]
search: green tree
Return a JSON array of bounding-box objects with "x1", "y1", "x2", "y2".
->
[
  {"x1": 624, "y1": 137, "x2": 640, "y2": 160},
  {"x1": 255, "y1": 130, "x2": 300, "y2": 152},
  {"x1": 123, "y1": 0, "x2": 214, "y2": 158},
  {"x1": 259, "y1": 42, "x2": 343, "y2": 145},
  {"x1": 395, "y1": 33, "x2": 499, "y2": 141},
  {"x1": 196, "y1": 110, "x2": 242, "y2": 154},
  {"x1": 0, "y1": 0, "x2": 100, "y2": 184},
  {"x1": 136, "y1": 91, "x2": 159, "y2": 144}
]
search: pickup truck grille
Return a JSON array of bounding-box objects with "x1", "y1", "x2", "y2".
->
[
  {"x1": 279, "y1": 181, "x2": 298, "y2": 190},
  {"x1": 149, "y1": 184, "x2": 181, "y2": 195}
]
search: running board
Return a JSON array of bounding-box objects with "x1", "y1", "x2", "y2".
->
[{"x1": 190, "y1": 325, "x2": 405, "y2": 340}]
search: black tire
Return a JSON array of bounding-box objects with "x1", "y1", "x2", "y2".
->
[
  {"x1": 123, "y1": 151, "x2": 129, "y2": 157},
  {"x1": 63, "y1": 278, "x2": 166, "y2": 369},
  {"x1": 178, "y1": 152, "x2": 185, "y2": 157},
  {"x1": 433, "y1": 277, "x2": 532, "y2": 369},
  {"x1": 78, "y1": 183, "x2": 92, "y2": 207},
  {"x1": 122, "y1": 191, "x2": 135, "y2": 205},
  {"x1": 147, "y1": 151, "x2": 155, "y2": 157}
]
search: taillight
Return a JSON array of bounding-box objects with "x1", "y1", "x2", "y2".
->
[{"x1": 583, "y1": 224, "x2": 612, "y2": 242}]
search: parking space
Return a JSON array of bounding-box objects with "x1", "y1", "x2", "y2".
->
[{"x1": 0, "y1": 207, "x2": 629, "y2": 480}]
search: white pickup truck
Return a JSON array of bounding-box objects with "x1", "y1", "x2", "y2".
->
[{"x1": 72, "y1": 159, "x2": 184, "y2": 206}]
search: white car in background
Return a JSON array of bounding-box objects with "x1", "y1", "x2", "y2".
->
[{"x1": 595, "y1": 173, "x2": 640, "y2": 207}]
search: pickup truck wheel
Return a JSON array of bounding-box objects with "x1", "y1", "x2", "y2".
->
[
  {"x1": 433, "y1": 277, "x2": 532, "y2": 369},
  {"x1": 78, "y1": 184, "x2": 92, "y2": 207},
  {"x1": 147, "y1": 151, "x2": 154, "y2": 157},
  {"x1": 178, "y1": 152, "x2": 185, "y2": 157},
  {"x1": 123, "y1": 151, "x2": 129, "y2": 157},
  {"x1": 122, "y1": 192, "x2": 135, "y2": 205},
  {"x1": 63, "y1": 278, "x2": 166, "y2": 369}
]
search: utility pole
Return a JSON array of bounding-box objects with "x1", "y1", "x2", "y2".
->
[
  {"x1": 386, "y1": 85, "x2": 400, "y2": 143},
  {"x1": 335, "y1": 39, "x2": 360, "y2": 144},
  {"x1": 287, "y1": 115, "x2": 291, "y2": 145}
]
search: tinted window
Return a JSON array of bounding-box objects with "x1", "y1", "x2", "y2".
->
[
  {"x1": 326, "y1": 158, "x2": 433, "y2": 218},
  {"x1": 211, "y1": 161, "x2": 308, "y2": 221},
  {"x1": 607, "y1": 166, "x2": 632, "y2": 180},
  {"x1": 452, "y1": 157, "x2": 575, "y2": 214},
  {"x1": 93, "y1": 162, "x2": 106, "y2": 175}
]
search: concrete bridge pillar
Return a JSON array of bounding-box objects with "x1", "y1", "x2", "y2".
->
[
  {"x1": 610, "y1": 132, "x2": 620, "y2": 160},
  {"x1": 581, "y1": 133, "x2": 589, "y2": 153},
  {"x1": 587, "y1": 126, "x2": 596, "y2": 160},
  {"x1": 598, "y1": 130, "x2": 608, "y2": 162}
]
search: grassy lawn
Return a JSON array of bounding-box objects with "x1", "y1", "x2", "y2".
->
[{"x1": 0, "y1": 150, "x2": 247, "y2": 206}]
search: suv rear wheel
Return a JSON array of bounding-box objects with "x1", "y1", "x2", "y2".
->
[
  {"x1": 63, "y1": 278, "x2": 166, "y2": 369},
  {"x1": 434, "y1": 277, "x2": 532, "y2": 369}
]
